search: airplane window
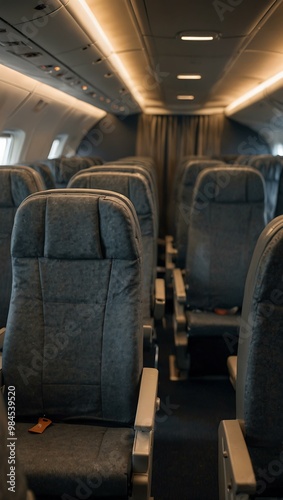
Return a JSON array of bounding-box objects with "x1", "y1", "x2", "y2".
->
[
  {"x1": 0, "y1": 134, "x2": 13, "y2": 165},
  {"x1": 48, "y1": 134, "x2": 68, "y2": 159},
  {"x1": 273, "y1": 143, "x2": 283, "y2": 155}
]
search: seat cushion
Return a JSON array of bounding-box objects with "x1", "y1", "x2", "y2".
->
[{"x1": 16, "y1": 422, "x2": 134, "y2": 498}]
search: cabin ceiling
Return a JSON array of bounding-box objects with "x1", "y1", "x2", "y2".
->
[{"x1": 0, "y1": 0, "x2": 283, "y2": 122}]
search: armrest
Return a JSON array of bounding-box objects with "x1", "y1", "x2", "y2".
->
[
  {"x1": 143, "y1": 324, "x2": 153, "y2": 349},
  {"x1": 218, "y1": 420, "x2": 256, "y2": 499},
  {"x1": 154, "y1": 278, "x2": 165, "y2": 320},
  {"x1": 133, "y1": 368, "x2": 159, "y2": 474},
  {"x1": 227, "y1": 356, "x2": 237, "y2": 390},
  {"x1": 173, "y1": 268, "x2": 187, "y2": 329},
  {"x1": 173, "y1": 268, "x2": 186, "y2": 304},
  {"x1": 134, "y1": 368, "x2": 159, "y2": 431},
  {"x1": 0, "y1": 327, "x2": 6, "y2": 352},
  {"x1": 165, "y1": 235, "x2": 177, "y2": 284}
]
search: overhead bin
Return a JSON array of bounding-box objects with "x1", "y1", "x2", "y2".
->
[{"x1": 0, "y1": 0, "x2": 63, "y2": 25}]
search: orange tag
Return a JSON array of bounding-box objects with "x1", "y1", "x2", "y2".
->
[{"x1": 28, "y1": 417, "x2": 52, "y2": 434}]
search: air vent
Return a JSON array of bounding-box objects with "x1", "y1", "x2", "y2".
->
[
  {"x1": 0, "y1": 41, "x2": 30, "y2": 48},
  {"x1": 33, "y1": 99, "x2": 48, "y2": 112},
  {"x1": 22, "y1": 52, "x2": 42, "y2": 58},
  {"x1": 34, "y1": 4, "x2": 48, "y2": 10}
]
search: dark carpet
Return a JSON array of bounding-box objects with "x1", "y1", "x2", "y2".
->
[{"x1": 152, "y1": 314, "x2": 236, "y2": 500}]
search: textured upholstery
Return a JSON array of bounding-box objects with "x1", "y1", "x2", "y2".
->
[
  {"x1": 68, "y1": 172, "x2": 156, "y2": 321},
  {"x1": 16, "y1": 422, "x2": 134, "y2": 498},
  {"x1": 2, "y1": 189, "x2": 143, "y2": 498},
  {"x1": 186, "y1": 167, "x2": 265, "y2": 310},
  {"x1": 0, "y1": 392, "x2": 31, "y2": 500},
  {"x1": 236, "y1": 215, "x2": 283, "y2": 496},
  {"x1": 107, "y1": 158, "x2": 159, "y2": 219},
  {"x1": 25, "y1": 162, "x2": 55, "y2": 189},
  {"x1": 0, "y1": 166, "x2": 44, "y2": 327},
  {"x1": 175, "y1": 160, "x2": 224, "y2": 267},
  {"x1": 168, "y1": 156, "x2": 208, "y2": 235},
  {"x1": 40, "y1": 156, "x2": 94, "y2": 187},
  {"x1": 248, "y1": 155, "x2": 283, "y2": 222},
  {"x1": 82, "y1": 163, "x2": 159, "y2": 236}
]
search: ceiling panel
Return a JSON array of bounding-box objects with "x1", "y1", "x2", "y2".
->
[
  {"x1": 140, "y1": 0, "x2": 277, "y2": 37},
  {"x1": 85, "y1": 0, "x2": 143, "y2": 52}
]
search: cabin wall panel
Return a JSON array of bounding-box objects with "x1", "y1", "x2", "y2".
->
[
  {"x1": 221, "y1": 117, "x2": 270, "y2": 155},
  {"x1": 77, "y1": 113, "x2": 139, "y2": 161}
]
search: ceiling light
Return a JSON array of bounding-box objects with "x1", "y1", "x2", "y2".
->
[
  {"x1": 53, "y1": 66, "x2": 61, "y2": 72},
  {"x1": 226, "y1": 70, "x2": 283, "y2": 114},
  {"x1": 177, "y1": 74, "x2": 201, "y2": 80},
  {"x1": 177, "y1": 95, "x2": 195, "y2": 100},
  {"x1": 180, "y1": 32, "x2": 220, "y2": 41},
  {"x1": 81, "y1": 85, "x2": 88, "y2": 91}
]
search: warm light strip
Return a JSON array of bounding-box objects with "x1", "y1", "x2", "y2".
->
[
  {"x1": 77, "y1": 0, "x2": 144, "y2": 109},
  {"x1": 226, "y1": 70, "x2": 283, "y2": 114},
  {"x1": 177, "y1": 95, "x2": 195, "y2": 100},
  {"x1": 181, "y1": 35, "x2": 214, "y2": 41},
  {"x1": 177, "y1": 74, "x2": 201, "y2": 80}
]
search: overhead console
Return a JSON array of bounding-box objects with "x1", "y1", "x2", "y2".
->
[{"x1": 0, "y1": 0, "x2": 139, "y2": 114}]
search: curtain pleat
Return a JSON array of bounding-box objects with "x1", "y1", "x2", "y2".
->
[{"x1": 136, "y1": 113, "x2": 225, "y2": 235}]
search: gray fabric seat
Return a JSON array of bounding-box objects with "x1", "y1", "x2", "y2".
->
[
  {"x1": 2, "y1": 189, "x2": 158, "y2": 499},
  {"x1": 107, "y1": 157, "x2": 159, "y2": 223},
  {"x1": 219, "y1": 215, "x2": 283, "y2": 499},
  {"x1": 174, "y1": 159, "x2": 224, "y2": 268},
  {"x1": 0, "y1": 392, "x2": 34, "y2": 500},
  {"x1": 68, "y1": 171, "x2": 156, "y2": 323},
  {"x1": 39, "y1": 156, "x2": 95, "y2": 187},
  {"x1": 171, "y1": 167, "x2": 266, "y2": 377},
  {"x1": 169, "y1": 155, "x2": 210, "y2": 236},
  {"x1": 20, "y1": 162, "x2": 55, "y2": 189},
  {"x1": 248, "y1": 155, "x2": 283, "y2": 222},
  {"x1": 0, "y1": 165, "x2": 44, "y2": 327}
]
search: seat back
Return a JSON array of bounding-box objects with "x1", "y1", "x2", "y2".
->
[
  {"x1": 169, "y1": 155, "x2": 210, "y2": 235},
  {"x1": 107, "y1": 158, "x2": 159, "y2": 219},
  {"x1": 24, "y1": 162, "x2": 55, "y2": 189},
  {"x1": 0, "y1": 166, "x2": 44, "y2": 327},
  {"x1": 186, "y1": 167, "x2": 265, "y2": 310},
  {"x1": 236, "y1": 215, "x2": 283, "y2": 495},
  {"x1": 0, "y1": 392, "x2": 33, "y2": 500},
  {"x1": 248, "y1": 154, "x2": 283, "y2": 222},
  {"x1": 3, "y1": 189, "x2": 143, "y2": 424},
  {"x1": 175, "y1": 159, "x2": 224, "y2": 267},
  {"x1": 68, "y1": 171, "x2": 156, "y2": 320},
  {"x1": 40, "y1": 156, "x2": 94, "y2": 187}
]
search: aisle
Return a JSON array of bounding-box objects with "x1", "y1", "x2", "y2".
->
[{"x1": 152, "y1": 315, "x2": 236, "y2": 500}]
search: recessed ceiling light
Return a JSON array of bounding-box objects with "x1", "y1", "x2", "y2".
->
[
  {"x1": 179, "y1": 31, "x2": 220, "y2": 41},
  {"x1": 177, "y1": 95, "x2": 195, "y2": 100},
  {"x1": 53, "y1": 66, "x2": 61, "y2": 72},
  {"x1": 177, "y1": 74, "x2": 201, "y2": 80},
  {"x1": 81, "y1": 85, "x2": 88, "y2": 91}
]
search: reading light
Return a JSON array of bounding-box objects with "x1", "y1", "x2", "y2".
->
[
  {"x1": 177, "y1": 74, "x2": 201, "y2": 80},
  {"x1": 226, "y1": 70, "x2": 283, "y2": 114},
  {"x1": 180, "y1": 31, "x2": 220, "y2": 41},
  {"x1": 177, "y1": 95, "x2": 195, "y2": 100}
]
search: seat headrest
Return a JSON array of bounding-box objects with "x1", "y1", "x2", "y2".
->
[
  {"x1": 0, "y1": 165, "x2": 44, "y2": 207},
  {"x1": 68, "y1": 171, "x2": 153, "y2": 216},
  {"x1": 182, "y1": 160, "x2": 224, "y2": 187},
  {"x1": 12, "y1": 189, "x2": 141, "y2": 261},
  {"x1": 194, "y1": 167, "x2": 265, "y2": 204}
]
